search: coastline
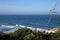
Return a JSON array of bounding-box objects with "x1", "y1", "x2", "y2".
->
[{"x1": 0, "y1": 24, "x2": 59, "y2": 34}]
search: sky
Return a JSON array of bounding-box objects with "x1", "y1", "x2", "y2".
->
[{"x1": 0, "y1": 0, "x2": 60, "y2": 15}]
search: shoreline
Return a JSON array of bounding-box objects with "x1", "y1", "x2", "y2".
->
[{"x1": 0, "y1": 24, "x2": 60, "y2": 34}]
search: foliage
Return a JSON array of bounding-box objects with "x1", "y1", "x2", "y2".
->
[{"x1": 0, "y1": 28, "x2": 60, "y2": 40}]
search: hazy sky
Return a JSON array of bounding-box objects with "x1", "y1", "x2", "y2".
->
[{"x1": 0, "y1": 0, "x2": 60, "y2": 15}]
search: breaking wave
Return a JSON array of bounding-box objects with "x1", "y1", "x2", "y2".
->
[{"x1": 0, "y1": 24, "x2": 55, "y2": 33}]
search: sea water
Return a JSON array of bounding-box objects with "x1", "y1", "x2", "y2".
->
[{"x1": 0, "y1": 15, "x2": 60, "y2": 33}]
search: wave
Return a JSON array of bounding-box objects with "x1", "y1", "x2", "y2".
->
[
  {"x1": 1, "y1": 25, "x2": 15, "y2": 28},
  {"x1": 0, "y1": 24, "x2": 55, "y2": 33}
]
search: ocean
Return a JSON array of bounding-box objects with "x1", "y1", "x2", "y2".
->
[{"x1": 0, "y1": 15, "x2": 60, "y2": 33}]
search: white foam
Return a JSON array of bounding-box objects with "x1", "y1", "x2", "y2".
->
[
  {"x1": 27, "y1": 27, "x2": 34, "y2": 30},
  {"x1": 19, "y1": 25, "x2": 26, "y2": 28},
  {"x1": 0, "y1": 24, "x2": 55, "y2": 33},
  {"x1": 37, "y1": 28, "x2": 45, "y2": 32},
  {"x1": 45, "y1": 30, "x2": 55, "y2": 33},
  {"x1": 1, "y1": 25, "x2": 6, "y2": 27},
  {"x1": 1, "y1": 25, "x2": 15, "y2": 28},
  {"x1": 5, "y1": 26, "x2": 15, "y2": 28},
  {"x1": 3, "y1": 29, "x2": 16, "y2": 34},
  {"x1": 16, "y1": 24, "x2": 19, "y2": 27},
  {"x1": 18, "y1": 25, "x2": 55, "y2": 33}
]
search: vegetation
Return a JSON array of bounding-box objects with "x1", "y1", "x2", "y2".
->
[{"x1": 0, "y1": 28, "x2": 60, "y2": 40}]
